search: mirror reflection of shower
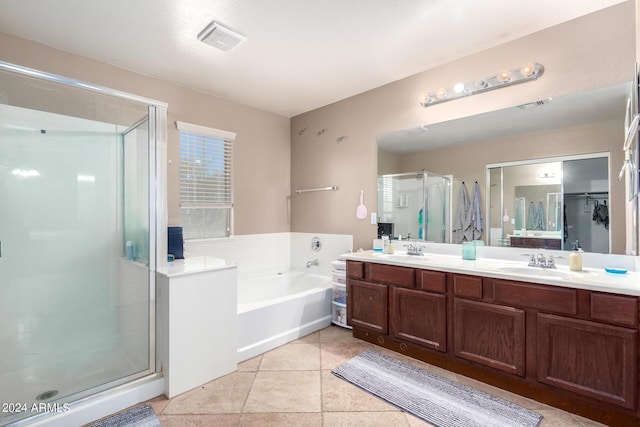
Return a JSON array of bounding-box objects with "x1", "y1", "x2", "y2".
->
[{"x1": 377, "y1": 171, "x2": 452, "y2": 243}]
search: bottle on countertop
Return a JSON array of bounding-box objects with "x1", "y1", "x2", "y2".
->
[
  {"x1": 569, "y1": 240, "x2": 583, "y2": 272},
  {"x1": 386, "y1": 238, "x2": 395, "y2": 254}
]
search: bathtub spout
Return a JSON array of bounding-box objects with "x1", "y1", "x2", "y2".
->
[{"x1": 306, "y1": 259, "x2": 320, "y2": 268}]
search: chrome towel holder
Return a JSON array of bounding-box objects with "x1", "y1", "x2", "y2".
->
[{"x1": 295, "y1": 185, "x2": 338, "y2": 195}]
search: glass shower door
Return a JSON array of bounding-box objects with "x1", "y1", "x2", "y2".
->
[
  {"x1": 424, "y1": 173, "x2": 451, "y2": 243},
  {"x1": 0, "y1": 104, "x2": 152, "y2": 425}
]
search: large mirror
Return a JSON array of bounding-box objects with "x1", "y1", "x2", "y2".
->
[
  {"x1": 377, "y1": 81, "x2": 633, "y2": 254},
  {"x1": 487, "y1": 155, "x2": 610, "y2": 254}
]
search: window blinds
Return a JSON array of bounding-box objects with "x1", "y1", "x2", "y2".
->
[{"x1": 177, "y1": 121, "x2": 234, "y2": 209}]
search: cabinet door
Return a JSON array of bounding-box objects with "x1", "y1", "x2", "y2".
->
[
  {"x1": 390, "y1": 287, "x2": 447, "y2": 352},
  {"x1": 454, "y1": 298, "x2": 525, "y2": 376},
  {"x1": 347, "y1": 279, "x2": 388, "y2": 334},
  {"x1": 537, "y1": 313, "x2": 637, "y2": 409}
]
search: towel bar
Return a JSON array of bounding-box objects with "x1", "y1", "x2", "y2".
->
[{"x1": 295, "y1": 185, "x2": 338, "y2": 194}]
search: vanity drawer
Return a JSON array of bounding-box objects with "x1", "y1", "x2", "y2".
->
[
  {"x1": 491, "y1": 279, "x2": 577, "y2": 315},
  {"x1": 590, "y1": 292, "x2": 638, "y2": 327},
  {"x1": 418, "y1": 270, "x2": 446, "y2": 293},
  {"x1": 453, "y1": 274, "x2": 483, "y2": 300},
  {"x1": 347, "y1": 261, "x2": 364, "y2": 279},
  {"x1": 368, "y1": 263, "x2": 415, "y2": 288}
]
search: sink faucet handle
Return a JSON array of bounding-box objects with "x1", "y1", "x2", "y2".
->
[
  {"x1": 521, "y1": 253, "x2": 537, "y2": 266},
  {"x1": 546, "y1": 255, "x2": 564, "y2": 269}
]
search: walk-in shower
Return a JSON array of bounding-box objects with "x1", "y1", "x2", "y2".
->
[
  {"x1": 0, "y1": 62, "x2": 166, "y2": 426},
  {"x1": 377, "y1": 171, "x2": 452, "y2": 242}
]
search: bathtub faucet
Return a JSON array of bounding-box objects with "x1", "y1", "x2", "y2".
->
[{"x1": 306, "y1": 259, "x2": 320, "y2": 268}]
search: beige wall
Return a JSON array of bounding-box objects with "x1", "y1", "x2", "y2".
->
[
  {"x1": 0, "y1": 32, "x2": 291, "y2": 236},
  {"x1": 291, "y1": 1, "x2": 635, "y2": 250}
]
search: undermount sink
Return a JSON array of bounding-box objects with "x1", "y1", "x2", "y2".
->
[
  {"x1": 496, "y1": 266, "x2": 574, "y2": 278},
  {"x1": 373, "y1": 253, "x2": 429, "y2": 262}
]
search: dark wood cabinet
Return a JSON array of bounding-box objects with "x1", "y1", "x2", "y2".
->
[
  {"x1": 346, "y1": 259, "x2": 640, "y2": 425},
  {"x1": 453, "y1": 298, "x2": 526, "y2": 376},
  {"x1": 590, "y1": 292, "x2": 638, "y2": 328},
  {"x1": 368, "y1": 263, "x2": 415, "y2": 288},
  {"x1": 390, "y1": 287, "x2": 446, "y2": 352},
  {"x1": 537, "y1": 313, "x2": 638, "y2": 409},
  {"x1": 346, "y1": 261, "x2": 364, "y2": 279},
  {"x1": 347, "y1": 279, "x2": 388, "y2": 334}
]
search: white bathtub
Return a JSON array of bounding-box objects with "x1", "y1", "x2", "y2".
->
[{"x1": 237, "y1": 271, "x2": 333, "y2": 362}]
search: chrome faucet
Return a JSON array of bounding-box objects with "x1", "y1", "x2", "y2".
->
[
  {"x1": 522, "y1": 253, "x2": 563, "y2": 269},
  {"x1": 407, "y1": 243, "x2": 425, "y2": 256},
  {"x1": 306, "y1": 259, "x2": 319, "y2": 268}
]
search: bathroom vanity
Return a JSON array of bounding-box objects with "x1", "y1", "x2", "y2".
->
[{"x1": 342, "y1": 250, "x2": 640, "y2": 426}]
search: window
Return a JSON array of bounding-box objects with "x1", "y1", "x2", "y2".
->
[{"x1": 177, "y1": 121, "x2": 235, "y2": 239}]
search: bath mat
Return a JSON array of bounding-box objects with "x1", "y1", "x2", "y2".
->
[
  {"x1": 87, "y1": 404, "x2": 160, "y2": 427},
  {"x1": 331, "y1": 349, "x2": 542, "y2": 427}
]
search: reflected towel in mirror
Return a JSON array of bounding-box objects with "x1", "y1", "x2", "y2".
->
[
  {"x1": 465, "y1": 181, "x2": 484, "y2": 240},
  {"x1": 453, "y1": 182, "x2": 469, "y2": 244}
]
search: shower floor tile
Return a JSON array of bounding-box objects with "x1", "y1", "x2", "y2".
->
[{"x1": 0, "y1": 347, "x2": 141, "y2": 425}]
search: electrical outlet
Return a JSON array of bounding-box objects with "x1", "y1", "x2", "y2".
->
[{"x1": 371, "y1": 212, "x2": 377, "y2": 224}]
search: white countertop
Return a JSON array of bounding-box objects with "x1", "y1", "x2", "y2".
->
[
  {"x1": 340, "y1": 250, "x2": 640, "y2": 296},
  {"x1": 157, "y1": 256, "x2": 236, "y2": 278}
]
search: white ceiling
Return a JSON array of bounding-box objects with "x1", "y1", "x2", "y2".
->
[{"x1": 0, "y1": 0, "x2": 628, "y2": 117}]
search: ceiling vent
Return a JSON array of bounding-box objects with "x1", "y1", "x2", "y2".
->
[
  {"x1": 198, "y1": 21, "x2": 246, "y2": 51},
  {"x1": 516, "y1": 99, "x2": 550, "y2": 110}
]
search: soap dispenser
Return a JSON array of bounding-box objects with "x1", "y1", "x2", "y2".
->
[{"x1": 569, "y1": 240, "x2": 583, "y2": 272}]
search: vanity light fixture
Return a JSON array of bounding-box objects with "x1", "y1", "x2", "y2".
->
[{"x1": 420, "y1": 63, "x2": 544, "y2": 108}]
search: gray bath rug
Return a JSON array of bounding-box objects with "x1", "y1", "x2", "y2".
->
[
  {"x1": 331, "y1": 349, "x2": 542, "y2": 427},
  {"x1": 88, "y1": 404, "x2": 160, "y2": 427}
]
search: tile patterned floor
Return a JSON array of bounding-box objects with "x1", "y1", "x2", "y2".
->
[{"x1": 143, "y1": 326, "x2": 605, "y2": 426}]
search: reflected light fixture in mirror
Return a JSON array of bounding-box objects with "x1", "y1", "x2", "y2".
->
[{"x1": 420, "y1": 63, "x2": 544, "y2": 107}]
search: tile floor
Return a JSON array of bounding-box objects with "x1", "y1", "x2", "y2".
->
[{"x1": 142, "y1": 326, "x2": 605, "y2": 426}]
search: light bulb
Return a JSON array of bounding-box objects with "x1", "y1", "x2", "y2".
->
[
  {"x1": 520, "y1": 63, "x2": 536, "y2": 77},
  {"x1": 436, "y1": 88, "x2": 448, "y2": 99},
  {"x1": 453, "y1": 82, "x2": 465, "y2": 94},
  {"x1": 497, "y1": 70, "x2": 510, "y2": 83}
]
